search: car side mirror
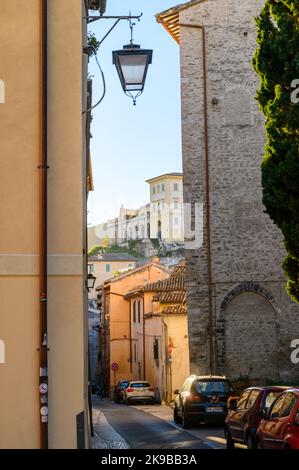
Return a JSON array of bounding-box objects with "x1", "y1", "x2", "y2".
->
[
  {"x1": 295, "y1": 413, "x2": 299, "y2": 426},
  {"x1": 174, "y1": 389, "x2": 180, "y2": 395},
  {"x1": 228, "y1": 398, "x2": 238, "y2": 411}
]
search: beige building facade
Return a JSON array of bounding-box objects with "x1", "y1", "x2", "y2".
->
[
  {"x1": 0, "y1": 0, "x2": 92, "y2": 448},
  {"x1": 147, "y1": 173, "x2": 184, "y2": 242}
]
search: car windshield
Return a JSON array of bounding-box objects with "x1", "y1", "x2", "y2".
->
[
  {"x1": 130, "y1": 382, "x2": 150, "y2": 388},
  {"x1": 264, "y1": 391, "x2": 285, "y2": 411},
  {"x1": 195, "y1": 380, "x2": 229, "y2": 394}
]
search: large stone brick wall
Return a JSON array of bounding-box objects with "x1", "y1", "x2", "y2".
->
[{"x1": 179, "y1": 0, "x2": 299, "y2": 383}]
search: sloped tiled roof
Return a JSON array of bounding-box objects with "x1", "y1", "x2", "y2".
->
[
  {"x1": 156, "y1": 0, "x2": 206, "y2": 44},
  {"x1": 143, "y1": 262, "x2": 187, "y2": 314},
  {"x1": 162, "y1": 305, "x2": 187, "y2": 315},
  {"x1": 153, "y1": 290, "x2": 186, "y2": 303},
  {"x1": 142, "y1": 262, "x2": 185, "y2": 293}
]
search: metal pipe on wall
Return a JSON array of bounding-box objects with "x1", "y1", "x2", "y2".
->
[
  {"x1": 38, "y1": 0, "x2": 49, "y2": 449},
  {"x1": 179, "y1": 23, "x2": 214, "y2": 375}
]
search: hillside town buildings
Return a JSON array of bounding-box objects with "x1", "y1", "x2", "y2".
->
[{"x1": 88, "y1": 173, "x2": 185, "y2": 247}]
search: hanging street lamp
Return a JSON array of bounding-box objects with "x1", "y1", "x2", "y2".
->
[
  {"x1": 112, "y1": 19, "x2": 153, "y2": 105},
  {"x1": 87, "y1": 265, "x2": 96, "y2": 292},
  {"x1": 84, "y1": 11, "x2": 152, "y2": 108},
  {"x1": 113, "y1": 44, "x2": 153, "y2": 105}
]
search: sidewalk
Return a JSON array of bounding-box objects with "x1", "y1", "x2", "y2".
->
[{"x1": 91, "y1": 399, "x2": 130, "y2": 449}]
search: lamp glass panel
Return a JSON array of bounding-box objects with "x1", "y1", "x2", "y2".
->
[{"x1": 119, "y1": 55, "x2": 148, "y2": 85}]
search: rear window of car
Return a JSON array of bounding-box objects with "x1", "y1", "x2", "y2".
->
[
  {"x1": 264, "y1": 392, "x2": 283, "y2": 411},
  {"x1": 120, "y1": 382, "x2": 129, "y2": 388},
  {"x1": 130, "y1": 382, "x2": 151, "y2": 388},
  {"x1": 195, "y1": 380, "x2": 230, "y2": 394}
]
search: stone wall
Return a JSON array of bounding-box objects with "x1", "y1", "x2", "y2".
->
[{"x1": 179, "y1": 0, "x2": 299, "y2": 383}]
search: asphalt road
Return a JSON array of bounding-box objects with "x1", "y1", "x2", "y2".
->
[{"x1": 93, "y1": 400, "x2": 214, "y2": 449}]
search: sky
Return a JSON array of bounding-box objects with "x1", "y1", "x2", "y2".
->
[{"x1": 87, "y1": 0, "x2": 182, "y2": 225}]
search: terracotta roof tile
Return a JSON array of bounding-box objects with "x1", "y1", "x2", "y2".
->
[{"x1": 162, "y1": 305, "x2": 187, "y2": 315}]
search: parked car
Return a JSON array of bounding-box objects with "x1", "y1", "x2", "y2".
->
[
  {"x1": 114, "y1": 380, "x2": 130, "y2": 403},
  {"x1": 256, "y1": 388, "x2": 299, "y2": 449},
  {"x1": 123, "y1": 381, "x2": 155, "y2": 405},
  {"x1": 225, "y1": 386, "x2": 288, "y2": 449},
  {"x1": 173, "y1": 375, "x2": 235, "y2": 428}
]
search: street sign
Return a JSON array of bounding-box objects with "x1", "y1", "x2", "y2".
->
[{"x1": 111, "y1": 362, "x2": 119, "y2": 371}]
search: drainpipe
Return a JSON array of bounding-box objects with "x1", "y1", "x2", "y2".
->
[
  {"x1": 38, "y1": 0, "x2": 49, "y2": 449},
  {"x1": 142, "y1": 297, "x2": 146, "y2": 380},
  {"x1": 161, "y1": 318, "x2": 169, "y2": 404},
  {"x1": 179, "y1": 23, "x2": 214, "y2": 375}
]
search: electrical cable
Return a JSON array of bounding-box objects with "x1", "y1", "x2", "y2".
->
[{"x1": 83, "y1": 50, "x2": 106, "y2": 115}]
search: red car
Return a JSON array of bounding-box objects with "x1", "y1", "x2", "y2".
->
[
  {"x1": 114, "y1": 380, "x2": 130, "y2": 403},
  {"x1": 225, "y1": 386, "x2": 288, "y2": 449},
  {"x1": 257, "y1": 388, "x2": 299, "y2": 449}
]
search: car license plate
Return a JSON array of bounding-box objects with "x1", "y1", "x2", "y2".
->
[{"x1": 207, "y1": 407, "x2": 223, "y2": 413}]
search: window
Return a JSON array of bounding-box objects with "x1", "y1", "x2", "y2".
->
[
  {"x1": 195, "y1": 380, "x2": 230, "y2": 395},
  {"x1": 246, "y1": 390, "x2": 261, "y2": 409},
  {"x1": 279, "y1": 394, "x2": 297, "y2": 418},
  {"x1": 174, "y1": 183, "x2": 178, "y2": 191},
  {"x1": 138, "y1": 300, "x2": 141, "y2": 323},
  {"x1": 182, "y1": 378, "x2": 193, "y2": 392},
  {"x1": 161, "y1": 184, "x2": 165, "y2": 192},
  {"x1": 130, "y1": 382, "x2": 150, "y2": 388},
  {"x1": 236, "y1": 390, "x2": 251, "y2": 410},
  {"x1": 270, "y1": 394, "x2": 287, "y2": 419},
  {"x1": 134, "y1": 344, "x2": 137, "y2": 362},
  {"x1": 153, "y1": 339, "x2": 159, "y2": 360},
  {"x1": 105, "y1": 264, "x2": 111, "y2": 273},
  {"x1": 157, "y1": 184, "x2": 160, "y2": 193},
  {"x1": 174, "y1": 217, "x2": 179, "y2": 225},
  {"x1": 89, "y1": 264, "x2": 94, "y2": 273},
  {"x1": 174, "y1": 201, "x2": 179, "y2": 209},
  {"x1": 264, "y1": 392, "x2": 284, "y2": 411},
  {"x1": 133, "y1": 301, "x2": 136, "y2": 323},
  {"x1": 153, "y1": 186, "x2": 156, "y2": 195}
]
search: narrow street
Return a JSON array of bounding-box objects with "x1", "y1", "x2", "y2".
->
[{"x1": 93, "y1": 399, "x2": 245, "y2": 450}]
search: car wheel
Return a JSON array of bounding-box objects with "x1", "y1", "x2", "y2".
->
[
  {"x1": 226, "y1": 429, "x2": 235, "y2": 449},
  {"x1": 182, "y1": 408, "x2": 191, "y2": 429},
  {"x1": 174, "y1": 406, "x2": 182, "y2": 424},
  {"x1": 247, "y1": 432, "x2": 256, "y2": 450}
]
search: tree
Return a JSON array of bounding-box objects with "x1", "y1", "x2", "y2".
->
[{"x1": 253, "y1": 0, "x2": 299, "y2": 303}]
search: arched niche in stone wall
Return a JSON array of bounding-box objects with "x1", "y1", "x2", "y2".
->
[{"x1": 216, "y1": 283, "x2": 280, "y2": 382}]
